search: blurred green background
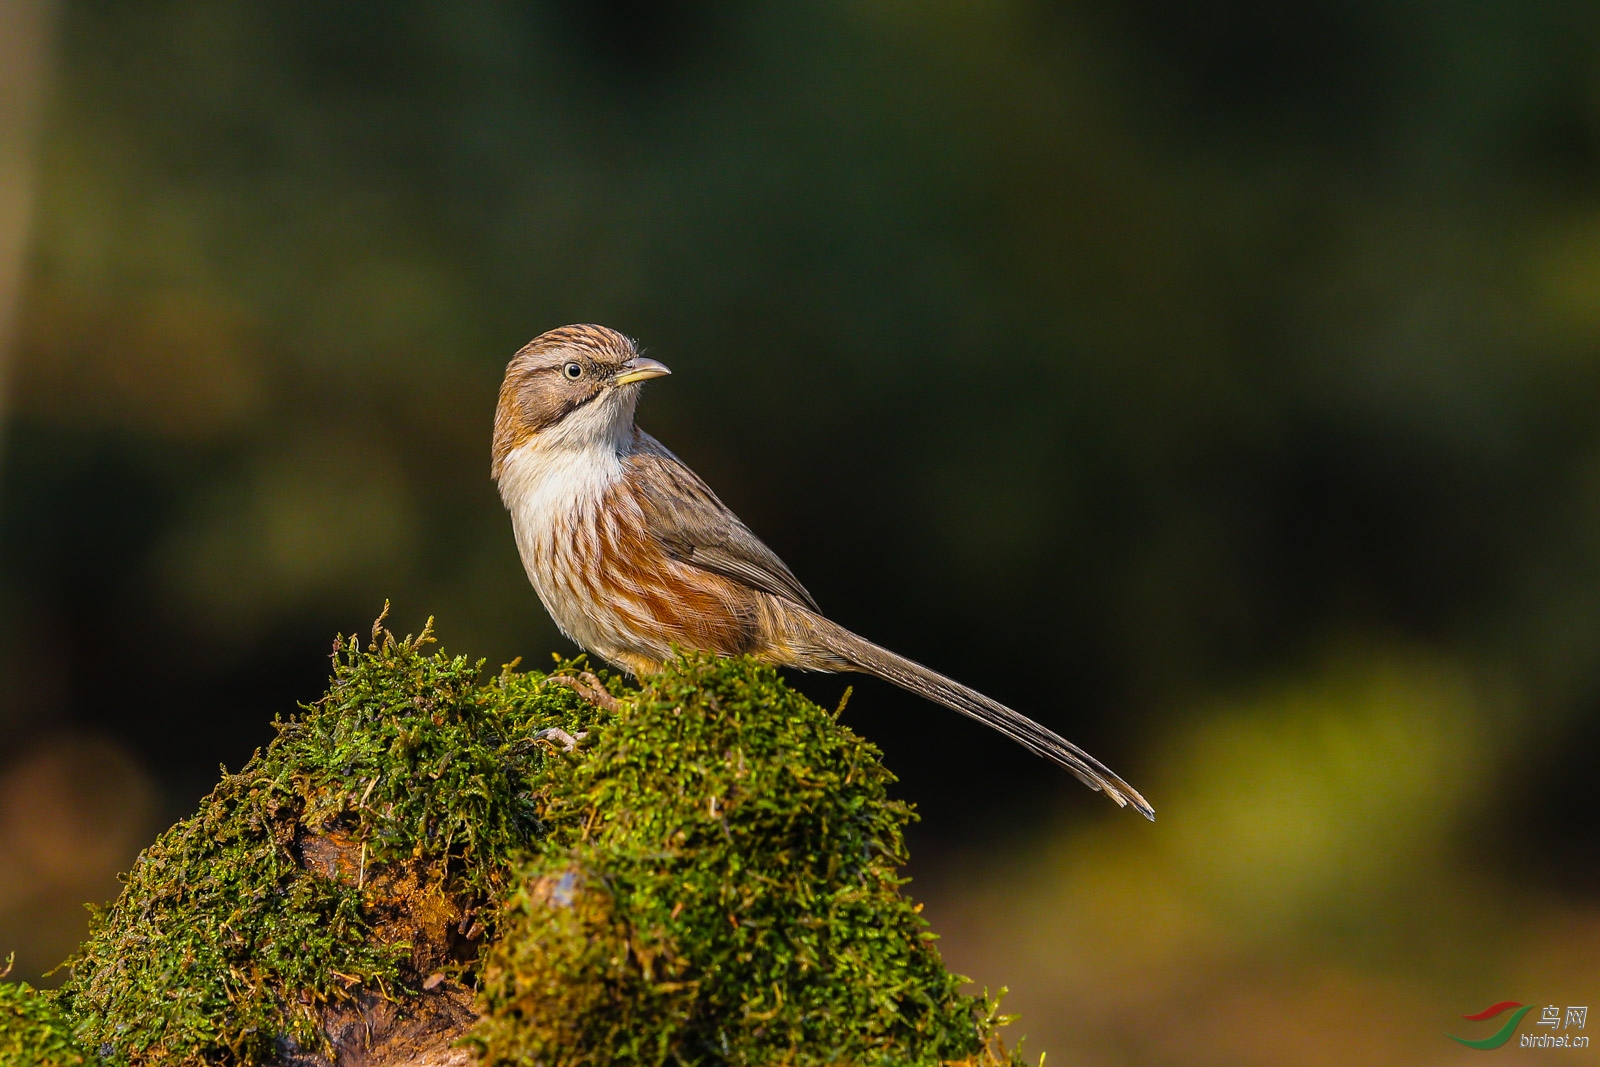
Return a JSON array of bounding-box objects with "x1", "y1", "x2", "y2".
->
[{"x1": 3, "y1": 1, "x2": 1600, "y2": 1062}]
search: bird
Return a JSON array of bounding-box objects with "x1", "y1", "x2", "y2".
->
[{"x1": 492, "y1": 324, "x2": 1152, "y2": 819}]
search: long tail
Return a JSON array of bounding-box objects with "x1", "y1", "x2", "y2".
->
[{"x1": 803, "y1": 616, "x2": 1154, "y2": 820}]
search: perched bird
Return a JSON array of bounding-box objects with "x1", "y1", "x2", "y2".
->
[{"x1": 493, "y1": 324, "x2": 1152, "y2": 818}]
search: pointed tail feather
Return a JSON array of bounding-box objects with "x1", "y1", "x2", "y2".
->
[{"x1": 806, "y1": 618, "x2": 1154, "y2": 820}]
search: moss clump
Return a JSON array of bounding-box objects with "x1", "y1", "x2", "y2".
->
[
  {"x1": 0, "y1": 982, "x2": 93, "y2": 1067},
  {"x1": 18, "y1": 616, "x2": 1028, "y2": 1065},
  {"x1": 56, "y1": 616, "x2": 607, "y2": 1065},
  {"x1": 471, "y1": 653, "x2": 1019, "y2": 1067}
]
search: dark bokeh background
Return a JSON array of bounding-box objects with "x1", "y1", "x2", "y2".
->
[{"x1": 4, "y1": 2, "x2": 1600, "y2": 1062}]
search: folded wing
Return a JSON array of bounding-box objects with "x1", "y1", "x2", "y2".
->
[{"x1": 626, "y1": 434, "x2": 821, "y2": 612}]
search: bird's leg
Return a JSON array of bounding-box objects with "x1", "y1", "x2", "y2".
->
[
  {"x1": 537, "y1": 670, "x2": 623, "y2": 750},
  {"x1": 547, "y1": 670, "x2": 621, "y2": 712}
]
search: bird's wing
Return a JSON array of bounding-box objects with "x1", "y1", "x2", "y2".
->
[{"x1": 626, "y1": 435, "x2": 821, "y2": 611}]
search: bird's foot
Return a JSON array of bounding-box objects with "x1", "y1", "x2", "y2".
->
[
  {"x1": 531, "y1": 727, "x2": 586, "y2": 752},
  {"x1": 547, "y1": 670, "x2": 621, "y2": 712}
]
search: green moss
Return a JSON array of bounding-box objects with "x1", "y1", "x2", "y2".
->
[
  {"x1": 0, "y1": 982, "x2": 93, "y2": 1067},
  {"x1": 55, "y1": 617, "x2": 607, "y2": 1065},
  {"x1": 28, "y1": 617, "x2": 1029, "y2": 1066},
  {"x1": 472, "y1": 653, "x2": 1023, "y2": 1067}
]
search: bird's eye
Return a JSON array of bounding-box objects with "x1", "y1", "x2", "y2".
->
[{"x1": 563, "y1": 361, "x2": 584, "y2": 380}]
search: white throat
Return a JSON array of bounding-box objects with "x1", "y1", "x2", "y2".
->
[{"x1": 496, "y1": 386, "x2": 641, "y2": 571}]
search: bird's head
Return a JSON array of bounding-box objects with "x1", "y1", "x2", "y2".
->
[{"x1": 491, "y1": 324, "x2": 671, "y2": 478}]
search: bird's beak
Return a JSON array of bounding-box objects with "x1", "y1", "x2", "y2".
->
[{"x1": 613, "y1": 356, "x2": 672, "y2": 386}]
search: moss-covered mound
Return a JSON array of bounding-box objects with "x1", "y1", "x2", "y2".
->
[
  {"x1": 4, "y1": 616, "x2": 1027, "y2": 1066},
  {"x1": 471, "y1": 655, "x2": 1010, "y2": 1066},
  {"x1": 0, "y1": 982, "x2": 92, "y2": 1067},
  {"x1": 56, "y1": 618, "x2": 607, "y2": 1065}
]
